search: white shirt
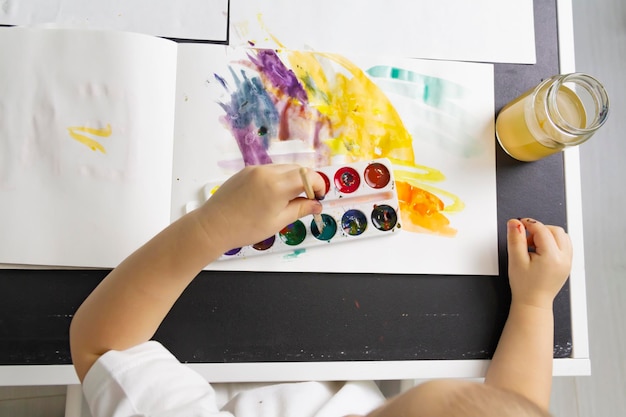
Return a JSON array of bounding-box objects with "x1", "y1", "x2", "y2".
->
[{"x1": 83, "y1": 341, "x2": 387, "y2": 417}]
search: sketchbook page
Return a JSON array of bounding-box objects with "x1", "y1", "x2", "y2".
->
[
  {"x1": 172, "y1": 44, "x2": 498, "y2": 276},
  {"x1": 230, "y1": 0, "x2": 535, "y2": 64},
  {"x1": 0, "y1": 0, "x2": 228, "y2": 41},
  {"x1": 0, "y1": 27, "x2": 177, "y2": 268}
]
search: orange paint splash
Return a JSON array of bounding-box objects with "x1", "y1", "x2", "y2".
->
[{"x1": 396, "y1": 181, "x2": 457, "y2": 237}]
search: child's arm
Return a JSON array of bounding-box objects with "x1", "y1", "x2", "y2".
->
[
  {"x1": 485, "y1": 218, "x2": 573, "y2": 409},
  {"x1": 69, "y1": 165, "x2": 325, "y2": 382}
]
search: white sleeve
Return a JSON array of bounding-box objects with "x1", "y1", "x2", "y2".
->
[
  {"x1": 221, "y1": 381, "x2": 386, "y2": 417},
  {"x1": 82, "y1": 341, "x2": 232, "y2": 417},
  {"x1": 313, "y1": 381, "x2": 386, "y2": 417}
]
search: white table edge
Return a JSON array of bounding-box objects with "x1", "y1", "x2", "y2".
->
[
  {"x1": 0, "y1": 357, "x2": 590, "y2": 386},
  {"x1": 557, "y1": 0, "x2": 591, "y2": 363}
]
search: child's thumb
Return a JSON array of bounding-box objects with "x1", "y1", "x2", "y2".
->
[
  {"x1": 290, "y1": 198, "x2": 323, "y2": 221},
  {"x1": 507, "y1": 219, "x2": 529, "y2": 267}
]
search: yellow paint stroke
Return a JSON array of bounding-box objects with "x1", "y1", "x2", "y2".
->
[
  {"x1": 67, "y1": 124, "x2": 112, "y2": 154},
  {"x1": 284, "y1": 50, "x2": 463, "y2": 236},
  {"x1": 394, "y1": 169, "x2": 465, "y2": 213},
  {"x1": 256, "y1": 13, "x2": 286, "y2": 49},
  {"x1": 287, "y1": 51, "x2": 416, "y2": 165},
  {"x1": 243, "y1": 17, "x2": 464, "y2": 236}
]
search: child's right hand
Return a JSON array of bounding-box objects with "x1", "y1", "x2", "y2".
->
[
  {"x1": 506, "y1": 218, "x2": 573, "y2": 309},
  {"x1": 193, "y1": 164, "x2": 326, "y2": 255}
]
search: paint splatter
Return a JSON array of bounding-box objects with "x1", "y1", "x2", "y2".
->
[
  {"x1": 67, "y1": 124, "x2": 112, "y2": 154},
  {"x1": 214, "y1": 48, "x2": 465, "y2": 236}
]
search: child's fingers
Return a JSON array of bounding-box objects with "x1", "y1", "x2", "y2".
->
[
  {"x1": 273, "y1": 166, "x2": 326, "y2": 200},
  {"x1": 299, "y1": 167, "x2": 327, "y2": 199},
  {"x1": 546, "y1": 225, "x2": 573, "y2": 254},
  {"x1": 268, "y1": 197, "x2": 322, "y2": 234},
  {"x1": 267, "y1": 165, "x2": 308, "y2": 198},
  {"x1": 507, "y1": 219, "x2": 530, "y2": 266},
  {"x1": 520, "y1": 218, "x2": 560, "y2": 255},
  {"x1": 526, "y1": 234, "x2": 535, "y2": 250},
  {"x1": 284, "y1": 197, "x2": 323, "y2": 222}
]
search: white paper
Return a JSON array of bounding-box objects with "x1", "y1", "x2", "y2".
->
[
  {"x1": 172, "y1": 44, "x2": 498, "y2": 275},
  {"x1": 0, "y1": 28, "x2": 178, "y2": 267},
  {"x1": 0, "y1": 0, "x2": 228, "y2": 41},
  {"x1": 230, "y1": 0, "x2": 536, "y2": 64}
]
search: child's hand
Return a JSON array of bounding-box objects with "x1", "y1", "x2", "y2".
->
[
  {"x1": 506, "y1": 218, "x2": 573, "y2": 309},
  {"x1": 194, "y1": 164, "x2": 326, "y2": 254}
]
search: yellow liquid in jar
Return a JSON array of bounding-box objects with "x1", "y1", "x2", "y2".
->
[{"x1": 496, "y1": 86, "x2": 586, "y2": 161}]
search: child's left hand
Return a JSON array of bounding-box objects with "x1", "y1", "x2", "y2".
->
[{"x1": 193, "y1": 164, "x2": 326, "y2": 254}]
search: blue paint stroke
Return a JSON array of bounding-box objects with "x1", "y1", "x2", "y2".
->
[{"x1": 217, "y1": 69, "x2": 279, "y2": 165}]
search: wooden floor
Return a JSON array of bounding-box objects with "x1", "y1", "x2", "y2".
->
[{"x1": 1, "y1": 1, "x2": 624, "y2": 416}]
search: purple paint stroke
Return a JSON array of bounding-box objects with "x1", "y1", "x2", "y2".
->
[
  {"x1": 214, "y1": 73, "x2": 228, "y2": 89},
  {"x1": 229, "y1": 127, "x2": 273, "y2": 165},
  {"x1": 248, "y1": 49, "x2": 308, "y2": 104}
]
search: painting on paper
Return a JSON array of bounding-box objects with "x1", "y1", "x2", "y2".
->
[{"x1": 172, "y1": 44, "x2": 498, "y2": 275}]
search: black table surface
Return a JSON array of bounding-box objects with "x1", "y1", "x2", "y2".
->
[{"x1": 0, "y1": 0, "x2": 573, "y2": 366}]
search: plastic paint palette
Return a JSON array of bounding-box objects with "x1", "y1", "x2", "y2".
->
[{"x1": 219, "y1": 158, "x2": 401, "y2": 260}]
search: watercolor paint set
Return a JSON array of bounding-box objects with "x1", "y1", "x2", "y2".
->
[{"x1": 217, "y1": 158, "x2": 401, "y2": 260}]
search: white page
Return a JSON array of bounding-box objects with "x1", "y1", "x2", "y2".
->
[
  {"x1": 172, "y1": 44, "x2": 498, "y2": 275},
  {"x1": 230, "y1": 0, "x2": 535, "y2": 64},
  {"x1": 0, "y1": 28, "x2": 178, "y2": 267},
  {"x1": 0, "y1": 0, "x2": 228, "y2": 41}
]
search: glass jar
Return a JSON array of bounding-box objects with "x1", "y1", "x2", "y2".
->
[{"x1": 495, "y1": 73, "x2": 609, "y2": 162}]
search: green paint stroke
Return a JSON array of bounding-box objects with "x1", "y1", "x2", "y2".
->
[
  {"x1": 366, "y1": 65, "x2": 465, "y2": 108},
  {"x1": 284, "y1": 248, "x2": 307, "y2": 259},
  {"x1": 366, "y1": 65, "x2": 483, "y2": 158}
]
